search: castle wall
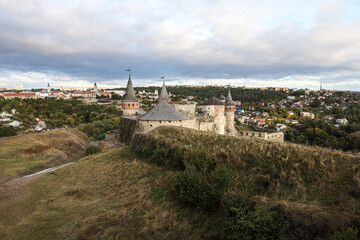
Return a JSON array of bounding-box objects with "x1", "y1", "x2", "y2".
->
[
  {"x1": 138, "y1": 118, "x2": 196, "y2": 133},
  {"x1": 198, "y1": 120, "x2": 215, "y2": 132},
  {"x1": 171, "y1": 103, "x2": 196, "y2": 118},
  {"x1": 238, "y1": 131, "x2": 284, "y2": 143},
  {"x1": 264, "y1": 132, "x2": 284, "y2": 142},
  {"x1": 213, "y1": 105, "x2": 225, "y2": 135}
]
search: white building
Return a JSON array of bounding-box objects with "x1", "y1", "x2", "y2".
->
[{"x1": 335, "y1": 118, "x2": 348, "y2": 125}]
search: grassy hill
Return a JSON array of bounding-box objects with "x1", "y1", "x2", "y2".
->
[
  {"x1": 1, "y1": 126, "x2": 360, "y2": 239},
  {"x1": 131, "y1": 126, "x2": 360, "y2": 239},
  {"x1": 0, "y1": 129, "x2": 90, "y2": 182},
  {"x1": 0, "y1": 148, "x2": 217, "y2": 240}
]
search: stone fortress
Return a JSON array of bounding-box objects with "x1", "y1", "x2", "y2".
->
[{"x1": 120, "y1": 75, "x2": 283, "y2": 142}]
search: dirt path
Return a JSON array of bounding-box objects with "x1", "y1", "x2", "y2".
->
[{"x1": 0, "y1": 162, "x2": 74, "y2": 202}]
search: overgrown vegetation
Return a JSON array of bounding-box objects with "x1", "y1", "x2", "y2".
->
[
  {"x1": 85, "y1": 146, "x2": 101, "y2": 155},
  {"x1": 0, "y1": 126, "x2": 17, "y2": 138},
  {"x1": 132, "y1": 126, "x2": 360, "y2": 239},
  {"x1": 80, "y1": 118, "x2": 120, "y2": 138},
  {"x1": 329, "y1": 227, "x2": 359, "y2": 240},
  {"x1": 222, "y1": 206, "x2": 296, "y2": 240},
  {"x1": 2, "y1": 126, "x2": 360, "y2": 239}
]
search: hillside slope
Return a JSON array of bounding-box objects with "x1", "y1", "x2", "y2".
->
[
  {"x1": 0, "y1": 148, "x2": 213, "y2": 240},
  {"x1": 1, "y1": 126, "x2": 359, "y2": 239},
  {"x1": 0, "y1": 129, "x2": 90, "y2": 181},
  {"x1": 132, "y1": 126, "x2": 360, "y2": 239}
]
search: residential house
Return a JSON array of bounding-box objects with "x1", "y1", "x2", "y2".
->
[
  {"x1": 335, "y1": 118, "x2": 348, "y2": 125},
  {"x1": 300, "y1": 112, "x2": 315, "y2": 119}
]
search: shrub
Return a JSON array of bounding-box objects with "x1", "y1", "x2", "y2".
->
[
  {"x1": 86, "y1": 146, "x2": 101, "y2": 156},
  {"x1": 330, "y1": 227, "x2": 359, "y2": 240},
  {"x1": 172, "y1": 166, "x2": 231, "y2": 211},
  {"x1": 184, "y1": 149, "x2": 214, "y2": 172},
  {"x1": 0, "y1": 126, "x2": 17, "y2": 138},
  {"x1": 81, "y1": 119, "x2": 118, "y2": 138},
  {"x1": 222, "y1": 206, "x2": 296, "y2": 240},
  {"x1": 132, "y1": 137, "x2": 186, "y2": 170}
]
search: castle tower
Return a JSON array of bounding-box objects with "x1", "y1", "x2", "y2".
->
[
  {"x1": 94, "y1": 82, "x2": 98, "y2": 92},
  {"x1": 202, "y1": 96, "x2": 225, "y2": 135},
  {"x1": 158, "y1": 80, "x2": 171, "y2": 102},
  {"x1": 121, "y1": 75, "x2": 139, "y2": 116},
  {"x1": 225, "y1": 89, "x2": 236, "y2": 135},
  {"x1": 47, "y1": 83, "x2": 51, "y2": 95}
]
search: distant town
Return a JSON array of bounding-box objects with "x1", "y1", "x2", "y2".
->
[{"x1": 0, "y1": 80, "x2": 359, "y2": 151}]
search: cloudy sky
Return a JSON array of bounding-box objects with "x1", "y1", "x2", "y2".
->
[{"x1": 0, "y1": 0, "x2": 360, "y2": 90}]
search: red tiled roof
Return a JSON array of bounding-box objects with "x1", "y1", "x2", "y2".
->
[{"x1": 4, "y1": 93, "x2": 36, "y2": 96}]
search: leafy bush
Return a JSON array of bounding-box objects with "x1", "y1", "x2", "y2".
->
[
  {"x1": 0, "y1": 126, "x2": 17, "y2": 138},
  {"x1": 222, "y1": 206, "x2": 296, "y2": 240},
  {"x1": 330, "y1": 227, "x2": 359, "y2": 240},
  {"x1": 81, "y1": 119, "x2": 119, "y2": 138},
  {"x1": 172, "y1": 166, "x2": 231, "y2": 211},
  {"x1": 132, "y1": 137, "x2": 186, "y2": 170},
  {"x1": 86, "y1": 146, "x2": 101, "y2": 156},
  {"x1": 132, "y1": 134, "x2": 215, "y2": 172},
  {"x1": 184, "y1": 149, "x2": 214, "y2": 172}
]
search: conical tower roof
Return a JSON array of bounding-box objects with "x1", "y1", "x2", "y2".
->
[
  {"x1": 122, "y1": 76, "x2": 139, "y2": 102},
  {"x1": 225, "y1": 89, "x2": 235, "y2": 106},
  {"x1": 218, "y1": 95, "x2": 226, "y2": 100},
  {"x1": 139, "y1": 101, "x2": 188, "y2": 121},
  {"x1": 203, "y1": 96, "x2": 224, "y2": 105},
  {"x1": 158, "y1": 81, "x2": 171, "y2": 102}
]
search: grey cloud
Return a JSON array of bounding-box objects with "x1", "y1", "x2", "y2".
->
[{"x1": 0, "y1": 0, "x2": 359, "y2": 89}]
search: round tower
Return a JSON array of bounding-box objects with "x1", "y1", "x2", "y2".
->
[
  {"x1": 225, "y1": 89, "x2": 236, "y2": 134},
  {"x1": 202, "y1": 96, "x2": 225, "y2": 135},
  {"x1": 121, "y1": 74, "x2": 139, "y2": 116}
]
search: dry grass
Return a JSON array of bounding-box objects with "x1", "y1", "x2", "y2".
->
[
  {"x1": 132, "y1": 126, "x2": 360, "y2": 234},
  {"x1": 0, "y1": 148, "x2": 216, "y2": 240},
  {"x1": 0, "y1": 129, "x2": 90, "y2": 179},
  {"x1": 1, "y1": 126, "x2": 359, "y2": 239}
]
